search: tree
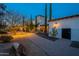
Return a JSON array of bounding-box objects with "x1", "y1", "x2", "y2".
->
[
  {"x1": 0, "y1": 4, "x2": 6, "y2": 16},
  {"x1": 0, "y1": 4, "x2": 7, "y2": 31},
  {"x1": 22, "y1": 16, "x2": 25, "y2": 31},
  {"x1": 0, "y1": 3, "x2": 6, "y2": 10},
  {"x1": 44, "y1": 3, "x2": 47, "y2": 33},
  {"x1": 49, "y1": 3, "x2": 52, "y2": 20},
  {"x1": 30, "y1": 15, "x2": 33, "y2": 31},
  {"x1": 35, "y1": 16, "x2": 37, "y2": 31}
]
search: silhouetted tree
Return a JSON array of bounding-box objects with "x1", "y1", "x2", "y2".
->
[
  {"x1": 22, "y1": 16, "x2": 25, "y2": 31},
  {"x1": 49, "y1": 3, "x2": 52, "y2": 20},
  {"x1": 0, "y1": 3, "x2": 6, "y2": 10},
  {"x1": 30, "y1": 15, "x2": 33, "y2": 31},
  {"x1": 0, "y1": 4, "x2": 7, "y2": 31},
  {"x1": 35, "y1": 16, "x2": 37, "y2": 31},
  {"x1": 44, "y1": 3, "x2": 47, "y2": 33}
]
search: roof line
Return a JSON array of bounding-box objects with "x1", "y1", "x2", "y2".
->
[{"x1": 48, "y1": 14, "x2": 79, "y2": 22}]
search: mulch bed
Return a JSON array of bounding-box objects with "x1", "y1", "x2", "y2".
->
[{"x1": 36, "y1": 32, "x2": 58, "y2": 41}]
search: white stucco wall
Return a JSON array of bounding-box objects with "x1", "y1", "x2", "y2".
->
[
  {"x1": 71, "y1": 29, "x2": 79, "y2": 41},
  {"x1": 49, "y1": 17, "x2": 79, "y2": 41}
]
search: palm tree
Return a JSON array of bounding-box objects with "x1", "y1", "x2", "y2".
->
[
  {"x1": 35, "y1": 16, "x2": 37, "y2": 31},
  {"x1": 22, "y1": 16, "x2": 25, "y2": 32},
  {"x1": 44, "y1": 3, "x2": 47, "y2": 33},
  {"x1": 49, "y1": 3, "x2": 52, "y2": 20},
  {"x1": 30, "y1": 15, "x2": 33, "y2": 31}
]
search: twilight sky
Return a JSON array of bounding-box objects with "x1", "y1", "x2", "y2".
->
[{"x1": 5, "y1": 3, "x2": 79, "y2": 19}]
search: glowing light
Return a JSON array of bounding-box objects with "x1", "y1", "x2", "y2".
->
[
  {"x1": 52, "y1": 23, "x2": 60, "y2": 29},
  {"x1": 8, "y1": 32, "x2": 33, "y2": 39}
]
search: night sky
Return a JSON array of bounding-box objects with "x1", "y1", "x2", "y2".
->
[{"x1": 5, "y1": 3, "x2": 79, "y2": 19}]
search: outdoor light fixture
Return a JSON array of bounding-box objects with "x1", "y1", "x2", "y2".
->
[{"x1": 52, "y1": 22, "x2": 60, "y2": 29}]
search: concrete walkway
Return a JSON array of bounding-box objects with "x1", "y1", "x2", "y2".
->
[
  {"x1": 13, "y1": 38, "x2": 47, "y2": 56},
  {"x1": 25, "y1": 33, "x2": 79, "y2": 56},
  {"x1": 13, "y1": 33, "x2": 79, "y2": 56},
  {"x1": 0, "y1": 43, "x2": 13, "y2": 56}
]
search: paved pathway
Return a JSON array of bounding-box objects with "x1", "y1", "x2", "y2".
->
[
  {"x1": 13, "y1": 38, "x2": 46, "y2": 56},
  {"x1": 13, "y1": 33, "x2": 79, "y2": 56},
  {"x1": 0, "y1": 43, "x2": 13, "y2": 56}
]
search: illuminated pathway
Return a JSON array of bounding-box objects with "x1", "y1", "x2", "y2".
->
[
  {"x1": 11, "y1": 32, "x2": 47, "y2": 56},
  {"x1": 12, "y1": 32, "x2": 79, "y2": 56}
]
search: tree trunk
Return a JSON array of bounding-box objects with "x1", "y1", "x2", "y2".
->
[{"x1": 44, "y1": 3, "x2": 47, "y2": 33}]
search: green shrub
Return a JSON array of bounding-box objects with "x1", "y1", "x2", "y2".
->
[{"x1": 50, "y1": 29, "x2": 58, "y2": 37}]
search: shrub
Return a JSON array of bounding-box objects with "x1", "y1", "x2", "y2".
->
[{"x1": 0, "y1": 35, "x2": 13, "y2": 43}]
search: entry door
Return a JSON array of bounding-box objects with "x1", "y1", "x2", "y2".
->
[{"x1": 62, "y1": 28, "x2": 71, "y2": 39}]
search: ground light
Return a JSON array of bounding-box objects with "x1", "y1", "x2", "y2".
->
[{"x1": 10, "y1": 32, "x2": 33, "y2": 39}]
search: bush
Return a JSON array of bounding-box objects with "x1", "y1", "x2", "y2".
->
[
  {"x1": 0, "y1": 36, "x2": 13, "y2": 43},
  {"x1": 0, "y1": 31, "x2": 7, "y2": 34}
]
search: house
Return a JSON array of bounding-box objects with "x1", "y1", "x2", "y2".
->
[
  {"x1": 36, "y1": 15, "x2": 49, "y2": 33},
  {"x1": 48, "y1": 14, "x2": 79, "y2": 47}
]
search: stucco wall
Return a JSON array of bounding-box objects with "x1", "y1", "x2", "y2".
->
[{"x1": 48, "y1": 17, "x2": 79, "y2": 41}]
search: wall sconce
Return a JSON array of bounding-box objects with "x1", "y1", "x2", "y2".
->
[{"x1": 52, "y1": 22, "x2": 60, "y2": 29}]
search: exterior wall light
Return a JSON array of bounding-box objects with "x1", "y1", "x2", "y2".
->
[{"x1": 52, "y1": 22, "x2": 60, "y2": 29}]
